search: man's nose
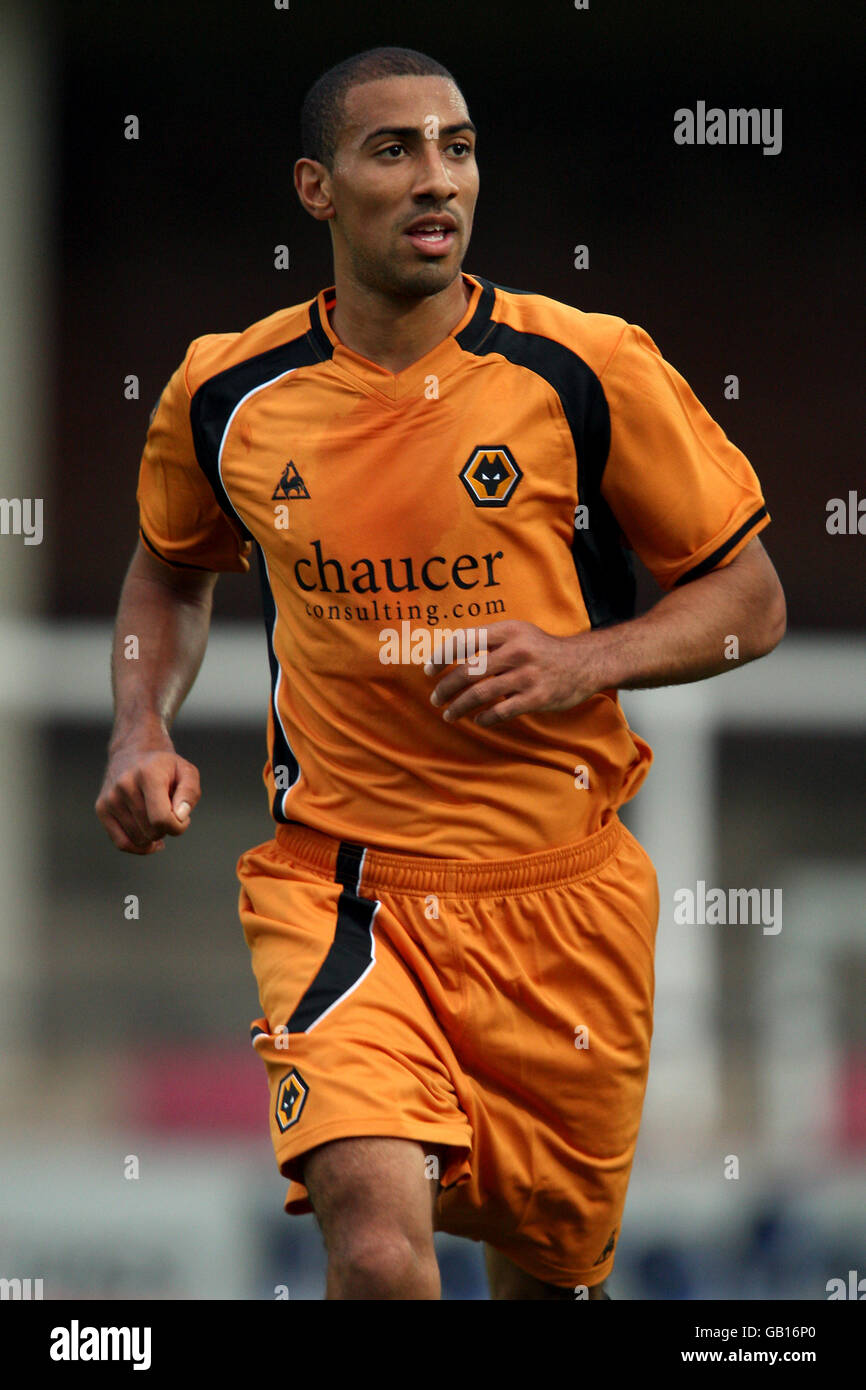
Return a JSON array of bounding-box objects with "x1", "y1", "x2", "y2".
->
[{"x1": 412, "y1": 144, "x2": 459, "y2": 200}]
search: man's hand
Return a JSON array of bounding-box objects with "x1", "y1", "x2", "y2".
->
[
  {"x1": 95, "y1": 539, "x2": 216, "y2": 853},
  {"x1": 425, "y1": 537, "x2": 786, "y2": 727},
  {"x1": 426, "y1": 621, "x2": 598, "y2": 727},
  {"x1": 95, "y1": 736, "x2": 202, "y2": 855}
]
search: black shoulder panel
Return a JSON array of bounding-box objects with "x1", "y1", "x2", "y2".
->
[
  {"x1": 188, "y1": 302, "x2": 333, "y2": 537},
  {"x1": 185, "y1": 302, "x2": 332, "y2": 825},
  {"x1": 457, "y1": 276, "x2": 635, "y2": 627}
]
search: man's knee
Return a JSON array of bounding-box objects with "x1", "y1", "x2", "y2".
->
[
  {"x1": 328, "y1": 1224, "x2": 436, "y2": 1299},
  {"x1": 301, "y1": 1136, "x2": 440, "y2": 1299}
]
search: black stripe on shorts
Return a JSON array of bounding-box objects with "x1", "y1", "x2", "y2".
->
[{"x1": 285, "y1": 840, "x2": 378, "y2": 1034}]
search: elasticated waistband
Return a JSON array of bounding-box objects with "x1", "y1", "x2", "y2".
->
[{"x1": 273, "y1": 815, "x2": 623, "y2": 898}]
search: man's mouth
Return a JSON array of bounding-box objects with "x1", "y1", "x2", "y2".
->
[{"x1": 404, "y1": 217, "x2": 458, "y2": 255}]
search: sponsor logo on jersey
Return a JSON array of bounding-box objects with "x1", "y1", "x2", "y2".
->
[
  {"x1": 460, "y1": 445, "x2": 522, "y2": 507},
  {"x1": 275, "y1": 1068, "x2": 309, "y2": 1132},
  {"x1": 272, "y1": 461, "x2": 310, "y2": 500},
  {"x1": 292, "y1": 539, "x2": 505, "y2": 596}
]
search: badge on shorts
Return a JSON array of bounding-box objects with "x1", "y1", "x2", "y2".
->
[{"x1": 275, "y1": 1068, "x2": 309, "y2": 1132}]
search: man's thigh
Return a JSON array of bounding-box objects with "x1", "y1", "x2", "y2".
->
[
  {"x1": 435, "y1": 820, "x2": 658, "y2": 1287},
  {"x1": 302, "y1": 1136, "x2": 442, "y2": 1251},
  {"x1": 237, "y1": 833, "x2": 473, "y2": 1216}
]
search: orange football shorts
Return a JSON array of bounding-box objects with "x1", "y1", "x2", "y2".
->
[{"x1": 237, "y1": 812, "x2": 659, "y2": 1288}]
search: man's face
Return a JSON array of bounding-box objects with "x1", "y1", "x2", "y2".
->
[{"x1": 324, "y1": 74, "x2": 479, "y2": 299}]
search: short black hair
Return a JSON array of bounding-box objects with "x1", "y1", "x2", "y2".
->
[{"x1": 300, "y1": 46, "x2": 459, "y2": 170}]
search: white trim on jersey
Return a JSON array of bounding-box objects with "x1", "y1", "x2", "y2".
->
[{"x1": 216, "y1": 366, "x2": 299, "y2": 521}]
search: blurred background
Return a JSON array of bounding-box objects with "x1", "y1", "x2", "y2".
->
[{"x1": 0, "y1": 0, "x2": 862, "y2": 1299}]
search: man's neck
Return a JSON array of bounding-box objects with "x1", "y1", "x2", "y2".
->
[{"x1": 328, "y1": 273, "x2": 472, "y2": 375}]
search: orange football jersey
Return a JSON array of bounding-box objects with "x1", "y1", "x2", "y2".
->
[{"x1": 137, "y1": 272, "x2": 769, "y2": 857}]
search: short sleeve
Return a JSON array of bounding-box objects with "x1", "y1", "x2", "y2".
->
[
  {"x1": 599, "y1": 323, "x2": 769, "y2": 589},
  {"x1": 136, "y1": 341, "x2": 252, "y2": 573}
]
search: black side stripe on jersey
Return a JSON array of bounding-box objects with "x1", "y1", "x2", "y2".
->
[
  {"x1": 674, "y1": 505, "x2": 769, "y2": 586},
  {"x1": 255, "y1": 541, "x2": 300, "y2": 822},
  {"x1": 188, "y1": 310, "x2": 333, "y2": 532},
  {"x1": 457, "y1": 275, "x2": 635, "y2": 628},
  {"x1": 185, "y1": 305, "x2": 332, "y2": 823},
  {"x1": 285, "y1": 882, "x2": 379, "y2": 1034}
]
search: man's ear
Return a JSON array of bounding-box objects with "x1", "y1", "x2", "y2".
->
[{"x1": 294, "y1": 158, "x2": 336, "y2": 221}]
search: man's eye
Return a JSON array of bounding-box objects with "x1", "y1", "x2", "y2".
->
[
  {"x1": 449, "y1": 141, "x2": 472, "y2": 156},
  {"x1": 378, "y1": 143, "x2": 406, "y2": 158}
]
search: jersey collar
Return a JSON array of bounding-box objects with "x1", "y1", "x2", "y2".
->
[{"x1": 307, "y1": 272, "x2": 493, "y2": 403}]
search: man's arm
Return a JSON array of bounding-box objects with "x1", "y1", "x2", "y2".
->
[
  {"x1": 95, "y1": 540, "x2": 218, "y2": 853},
  {"x1": 428, "y1": 535, "x2": 786, "y2": 726}
]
